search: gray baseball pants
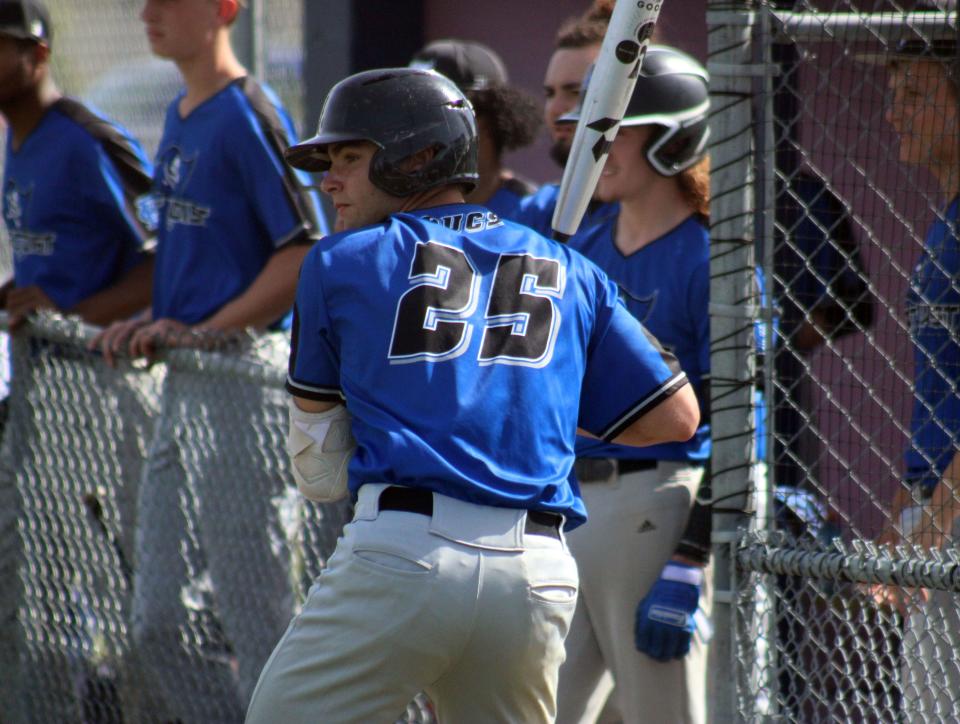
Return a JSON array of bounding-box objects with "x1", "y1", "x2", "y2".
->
[
  {"x1": 556, "y1": 461, "x2": 709, "y2": 724},
  {"x1": 246, "y1": 483, "x2": 579, "y2": 724}
]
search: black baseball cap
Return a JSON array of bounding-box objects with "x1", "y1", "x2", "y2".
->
[
  {"x1": 409, "y1": 39, "x2": 508, "y2": 92},
  {"x1": 0, "y1": 0, "x2": 51, "y2": 46}
]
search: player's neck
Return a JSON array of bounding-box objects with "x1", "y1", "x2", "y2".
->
[
  {"x1": 931, "y1": 160, "x2": 959, "y2": 201},
  {"x1": 1, "y1": 79, "x2": 61, "y2": 152},
  {"x1": 174, "y1": 36, "x2": 247, "y2": 117},
  {"x1": 398, "y1": 186, "x2": 466, "y2": 214},
  {"x1": 614, "y1": 180, "x2": 693, "y2": 254},
  {"x1": 465, "y1": 166, "x2": 505, "y2": 206}
]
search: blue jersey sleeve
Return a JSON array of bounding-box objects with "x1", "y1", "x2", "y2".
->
[
  {"x1": 286, "y1": 249, "x2": 342, "y2": 401},
  {"x1": 233, "y1": 80, "x2": 325, "y2": 248},
  {"x1": 578, "y1": 276, "x2": 688, "y2": 441}
]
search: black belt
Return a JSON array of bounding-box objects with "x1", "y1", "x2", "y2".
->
[
  {"x1": 574, "y1": 457, "x2": 658, "y2": 483},
  {"x1": 377, "y1": 486, "x2": 562, "y2": 540}
]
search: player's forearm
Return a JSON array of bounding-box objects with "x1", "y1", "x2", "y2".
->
[
  {"x1": 914, "y1": 450, "x2": 960, "y2": 550},
  {"x1": 200, "y1": 243, "x2": 311, "y2": 332},
  {"x1": 877, "y1": 484, "x2": 916, "y2": 548},
  {"x1": 69, "y1": 256, "x2": 154, "y2": 327}
]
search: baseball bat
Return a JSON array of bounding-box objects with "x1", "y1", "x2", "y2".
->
[{"x1": 551, "y1": 0, "x2": 666, "y2": 242}]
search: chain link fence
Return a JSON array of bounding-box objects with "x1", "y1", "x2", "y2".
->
[
  {"x1": 708, "y1": 2, "x2": 960, "y2": 721},
  {"x1": 0, "y1": 315, "x2": 439, "y2": 723},
  {"x1": 6, "y1": 1, "x2": 960, "y2": 722},
  {"x1": 0, "y1": 3, "x2": 441, "y2": 721}
]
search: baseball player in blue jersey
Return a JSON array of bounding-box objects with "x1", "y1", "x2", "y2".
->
[
  {"x1": 552, "y1": 47, "x2": 714, "y2": 724},
  {"x1": 867, "y1": 36, "x2": 960, "y2": 721},
  {"x1": 90, "y1": 1, "x2": 325, "y2": 720},
  {"x1": 243, "y1": 66, "x2": 700, "y2": 724},
  {"x1": 511, "y1": 3, "x2": 617, "y2": 235},
  {"x1": 0, "y1": 0, "x2": 154, "y2": 329},
  {"x1": 409, "y1": 39, "x2": 541, "y2": 220}
]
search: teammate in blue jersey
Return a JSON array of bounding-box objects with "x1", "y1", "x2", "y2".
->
[
  {"x1": 868, "y1": 36, "x2": 960, "y2": 721},
  {"x1": 511, "y1": 3, "x2": 617, "y2": 235},
  {"x1": 94, "y1": 0, "x2": 324, "y2": 361},
  {"x1": 553, "y1": 47, "x2": 715, "y2": 724},
  {"x1": 89, "y1": 1, "x2": 325, "y2": 721},
  {"x1": 0, "y1": 0, "x2": 154, "y2": 329},
  {"x1": 409, "y1": 38, "x2": 541, "y2": 220},
  {"x1": 243, "y1": 66, "x2": 700, "y2": 724}
]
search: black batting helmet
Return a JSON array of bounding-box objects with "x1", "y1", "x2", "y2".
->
[
  {"x1": 285, "y1": 67, "x2": 479, "y2": 196},
  {"x1": 561, "y1": 45, "x2": 710, "y2": 177}
]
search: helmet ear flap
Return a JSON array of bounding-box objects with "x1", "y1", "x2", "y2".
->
[{"x1": 643, "y1": 116, "x2": 710, "y2": 177}]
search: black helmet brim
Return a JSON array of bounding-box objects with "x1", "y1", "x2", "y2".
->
[{"x1": 285, "y1": 132, "x2": 382, "y2": 172}]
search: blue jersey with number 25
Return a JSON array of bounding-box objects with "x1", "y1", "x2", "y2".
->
[{"x1": 287, "y1": 204, "x2": 687, "y2": 528}]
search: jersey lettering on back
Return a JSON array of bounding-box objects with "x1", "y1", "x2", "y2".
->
[{"x1": 287, "y1": 204, "x2": 687, "y2": 527}]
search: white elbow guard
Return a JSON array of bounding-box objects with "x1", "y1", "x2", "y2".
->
[{"x1": 287, "y1": 399, "x2": 355, "y2": 502}]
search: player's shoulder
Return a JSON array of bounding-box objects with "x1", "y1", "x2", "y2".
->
[
  {"x1": 928, "y1": 196, "x2": 960, "y2": 253},
  {"x1": 516, "y1": 183, "x2": 560, "y2": 216},
  {"x1": 48, "y1": 97, "x2": 147, "y2": 165},
  {"x1": 304, "y1": 220, "x2": 391, "y2": 267},
  {"x1": 670, "y1": 214, "x2": 710, "y2": 255},
  {"x1": 487, "y1": 176, "x2": 539, "y2": 222},
  {"x1": 49, "y1": 97, "x2": 123, "y2": 145},
  {"x1": 943, "y1": 196, "x2": 960, "y2": 230},
  {"x1": 222, "y1": 76, "x2": 295, "y2": 136}
]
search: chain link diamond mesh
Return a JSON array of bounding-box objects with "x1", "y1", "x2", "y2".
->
[
  {"x1": 0, "y1": 2, "x2": 442, "y2": 720},
  {"x1": 0, "y1": 315, "x2": 438, "y2": 723},
  {"x1": 710, "y1": 2, "x2": 960, "y2": 721}
]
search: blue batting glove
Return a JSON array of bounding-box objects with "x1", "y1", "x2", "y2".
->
[{"x1": 634, "y1": 562, "x2": 703, "y2": 662}]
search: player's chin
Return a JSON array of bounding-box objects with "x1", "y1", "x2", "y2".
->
[
  {"x1": 145, "y1": 39, "x2": 174, "y2": 58},
  {"x1": 335, "y1": 209, "x2": 363, "y2": 232},
  {"x1": 898, "y1": 143, "x2": 926, "y2": 167},
  {"x1": 594, "y1": 177, "x2": 619, "y2": 203},
  {"x1": 549, "y1": 139, "x2": 571, "y2": 168}
]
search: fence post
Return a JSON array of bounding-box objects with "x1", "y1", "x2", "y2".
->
[{"x1": 706, "y1": 1, "x2": 758, "y2": 721}]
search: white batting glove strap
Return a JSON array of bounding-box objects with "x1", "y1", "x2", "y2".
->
[
  {"x1": 661, "y1": 562, "x2": 705, "y2": 587},
  {"x1": 287, "y1": 399, "x2": 354, "y2": 503}
]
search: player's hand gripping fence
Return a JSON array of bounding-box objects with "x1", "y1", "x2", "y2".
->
[
  {"x1": 0, "y1": 313, "x2": 434, "y2": 723},
  {"x1": 707, "y1": 3, "x2": 960, "y2": 721},
  {"x1": 551, "y1": 0, "x2": 666, "y2": 241}
]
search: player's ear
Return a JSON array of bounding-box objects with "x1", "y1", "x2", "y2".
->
[
  {"x1": 34, "y1": 43, "x2": 50, "y2": 64},
  {"x1": 217, "y1": 0, "x2": 241, "y2": 25}
]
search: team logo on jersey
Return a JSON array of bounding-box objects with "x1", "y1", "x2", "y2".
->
[
  {"x1": 135, "y1": 193, "x2": 161, "y2": 232},
  {"x1": 907, "y1": 299, "x2": 960, "y2": 335},
  {"x1": 619, "y1": 286, "x2": 658, "y2": 325},
  {"x1": 4, "y1": 181, "x2": 55, "y2": 257},
  {"x1": 4, "y1": 181, "x2": 27, "y2": 230},
  {"x1": 159, "y1": 146, "x2": 197, "y2": 194},
  {"x1": 155, "y1": 145, "x2": 211, "y2": 231}
]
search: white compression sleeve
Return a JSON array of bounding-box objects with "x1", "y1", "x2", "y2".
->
[{"x1": 287, "y1": 399, "x2": 355, "y2": 502}]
